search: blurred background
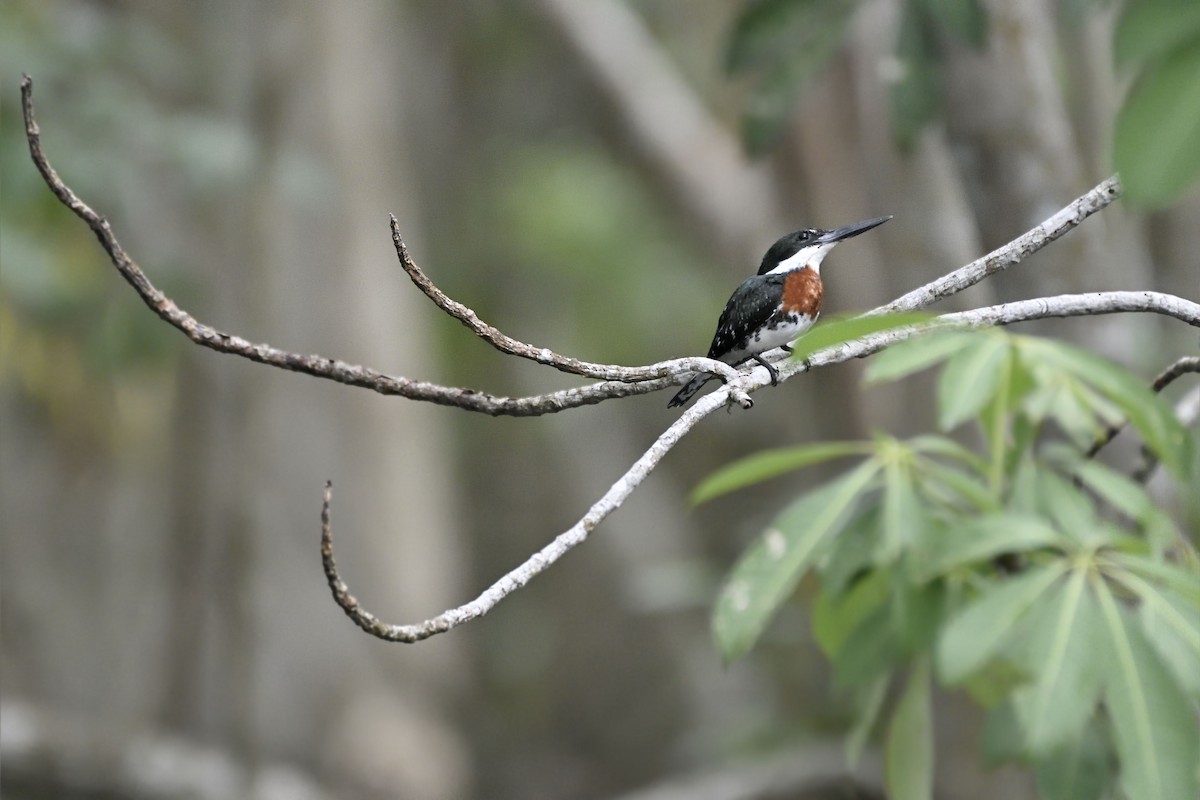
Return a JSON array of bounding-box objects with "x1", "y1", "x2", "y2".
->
[{"x1": 1, "y1": 1, "x2": 1196, "y2": 798}]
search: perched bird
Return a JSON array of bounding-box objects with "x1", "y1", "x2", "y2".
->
[{"x1": 668, "y1": 215, "x2": 891, "y2": 408}]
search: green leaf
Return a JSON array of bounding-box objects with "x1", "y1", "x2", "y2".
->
[
  {"x1": 1011, "y1": 568, "x2": 1105, "y2": 754},
  {"x1": 834, "y1": 605, "x2": 904, "y2": 687},
  {"x1": 885, "y1": 658, "x2": 934, "y2": 800},
  {"x1": 937, "y1": 564, "x2": 1066, "y2": 684},
  {"x1": 1114, "y1": 0, "x2": 1200, "y2": 68},
  {"x1": 1049, "y1": 381, "x2": 1108, "y2": 449},
  {"x1": 981, "y1": 701, "x2": 1024, "y2": 766},
  {"x1": 818, "y1": 504, "x2": 883, "y2": 597},
  {"x1": 814, "y1": 568, "x2": 890, "y2": 658},
  {"x1": 1034, "y1": 470, "x2": 1104, "y2": 548},
  {"x1": 915, "y1": 513, "x2": 1066, "y2": 580},
  {"x1": 1114, "y1": 570, "x2": 1200, "y2": 698},
  {"x1": 1022, "y1": 339, "x2": 1190, "y2": 477},
  {"x1": 835, "y1": 606, "x2": 902, "y2": 690},
  {"x1": 961, "y1": 657, "x2": 1027, "y2": 708},
  {"x1": 1032, "y1": 724, "x2": 1114, "y2": 800},
  {"x1": 936, "y1": 332, "x2": 1011, "y2": 430},
  {"x1": 789, "y1": 311, "x2": 935, "y2": 364},
  {"x1": 727, "y1": 0, "x2": 861, "y2": 153},
  {"x1": 713, "y1": 460, "x2": 880, "y2": 661},
  {"x1": 915, "y1": 458, "x2": 1000, "y2": 512},
  {"x1": 881, "y1": 459, "x2": 926, "y2": 561},
  {"x1": 740, "y1": 34, "x2": 846, "y2": 154},
  {"x1": 1141, "y1": 589, "x2": 1200, "y2": 701},
  {"x1": 892, "y1": 578, "x2": 944, "y2": 652},
  {"x1": 1008, "y1": 450, "x2": 1040, "y2": 516},
  {"x1": 981, "y1": 344, "x2": 1014, "y2": 490},
  {"x1": 1115, "y1": 38, "x2": 1200, "y2": 207},
  {"x1": 692, "y1": 441, "x2": 871, "y2": 504},
  {"x1": 1115, "y1": 574, "x2": 1200, "y2": 657},
  {"x1": 1063, "y1": 457, "x2": 1181, "y2": 550},
  {"x1": 1108, "y1": 552, "x2": 1200, "y2": 604},
  {"x1": 846, "y1": 675, "x2": 889, "y2": 767},
  {"x1": 726, "y1": 0, "x2": 853, "y2": 72},
  {"x1": 890, "y1": 0, "x2": 943, "y2": 150},
  {"x1": 919, "y1": 0, "x2": 987, "y2": 47},
  {"x1": 865, "y1": 330, "x2": 978, "y2": 384},
  {"x1": 909, "y1": 434, "x2": 989, "y2": 472},
  {"x1": 1093, "y1": 576, "x2": 1200, "y2": 800}
]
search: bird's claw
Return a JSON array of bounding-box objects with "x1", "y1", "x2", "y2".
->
[{"x1": 752, "y1": 355, "x2": 779, "y2": 386}]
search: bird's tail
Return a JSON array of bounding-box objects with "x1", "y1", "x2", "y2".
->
[{"x1": 667, "y1": 373, "x2": 714, "y2": 408}]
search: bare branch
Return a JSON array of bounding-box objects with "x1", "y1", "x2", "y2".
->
[
  {"x1": 22, "y1": 74, "x2": 1196, "y2": 643},
  {"x1": 20, "y1": 74, "x2": 748, "y2": 416},
  {"x1": 748, "y1": 292, "x2": 1200, "y2": 393},
  {"x1": 388, "y1": 215, "x2": 743, "y2": 386},
  {"x1": 879, "y1": 176, "x2": 1123, "y2": 314},
  {"x1": 322, "y1": 391, "x2": 721, "y2": 641},
  {"x1": 321, "y1": 290, "x2": 1199, "y2": 641},
  {"x1": 1087, "y1": 355, "x2": 1200, "y2": 459}
]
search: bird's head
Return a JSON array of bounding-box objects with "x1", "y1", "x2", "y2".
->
[{"x1": 757, "y1": 215, "x2": 892, "y2": 276}]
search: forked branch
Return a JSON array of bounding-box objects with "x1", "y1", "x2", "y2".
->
[
  {"x1": 22, "y1": 74, "x2": 1200, "y2": 643},
  {"x1": 316, "y1": 291, "x2": 1199, "y2": 641},
  {"x1": 20, "y1": 74, "x2": 748, "y2": 415}
]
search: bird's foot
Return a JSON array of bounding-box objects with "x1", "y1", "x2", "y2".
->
[{"x1": 752, "y1": 355, "x2": 779, "y2": 386}]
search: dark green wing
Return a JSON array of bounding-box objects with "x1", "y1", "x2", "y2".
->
[{"x1": 706, "y1": 274, "x2": 785, "y2": 359}]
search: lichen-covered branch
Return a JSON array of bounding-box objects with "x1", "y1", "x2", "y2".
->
[
  {"x1": 389, "y1": 216, "x2": 743, "y2": 387},
  {"x1": 20, "y1": 74, "x2": 747, "y2": 416},
  {"x1": 322, "y1": 388, "x2": 716, "y2": 641},
  {"x1": 879, "y1": 176, "x2": 1123, "y2": 314},
  {"x1": 22, "y1": 74, "x2": 1196, "y2": 644},
  {"x1": 321, "y1": 290, "x2": 1199, "y2": 640}
]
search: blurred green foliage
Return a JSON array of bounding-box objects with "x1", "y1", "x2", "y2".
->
[
  {"x1": 724, "y1": 0, "x2": 986, "y2": 153},
  {"x1": 455, "y1": 141, "x2": 718, "y2": 370},
  {"x1": 3, "y1": 6, "x2": 165, "y2": 445},
  {"x1": 725, "y1": 0, "x2": 859, "y2": 153},
  {"x1": 698, "y1": 327, "x2": 1199, "y2": 800},
  {"x1": 0, "y1": 3, "x2": 267, "y2": 447},
  {"x1": 1113, "y1": 0, "x2": 1200, "y2": 206},
  {"x1": 726, "y1": 0, "x2": 1200, "y2": 205}
]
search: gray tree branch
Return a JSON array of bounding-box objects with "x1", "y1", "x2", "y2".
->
[
  {"x1": 22, "y1": 74, "x2": 1198, "y2": 643},
  {"x1": 20, "y1": 74, "x2": 751, "y2": 416}
]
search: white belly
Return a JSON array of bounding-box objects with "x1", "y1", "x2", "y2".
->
[{"x1": 727, "y1": 312, "x2": 816, "y2": 363}]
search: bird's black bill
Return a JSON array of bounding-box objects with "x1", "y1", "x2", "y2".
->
[{"x1": 816, "y1": 215, "x2": 892, "y2": 245}]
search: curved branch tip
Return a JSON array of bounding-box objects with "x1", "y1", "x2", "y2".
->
[{"x1": 24, "y1": 74, "x2": 1190, "y2": 644}]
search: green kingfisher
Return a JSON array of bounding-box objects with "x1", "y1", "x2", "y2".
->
[{"x1": 668, "y1": 215, "x2": 892, "y2": 408}]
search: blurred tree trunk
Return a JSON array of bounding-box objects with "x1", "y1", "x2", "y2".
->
[{"x1": 4, "y1": 2, "x2": 471, "y2": 797}]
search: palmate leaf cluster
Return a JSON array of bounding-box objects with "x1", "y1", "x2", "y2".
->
[{"x1": 696, "y1": 329, "x2": 1200, "y2": 800}]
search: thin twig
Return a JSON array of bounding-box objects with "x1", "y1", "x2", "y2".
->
[
  {"x1": 388, "y1": 216, "x2": 743, "y2": 386},
  {"x1": 322, "y1": 389, "x2": 722, "y2": 641},
  {"x1": 19, "y1": 74, "x2": 750, "y2": 416},
  {"x1": 1086, "y1": 355, "x2": 1200, "y2": 459},
  {"x1": 320, "y1": 292, "x2": 1199, "y2": 640},
  {"x1": 24, "y1": 74, "x2": 1198, "y2": 643},
  {"x1": 754, "y1": 292, "x2": 1200, "y2": 393},
  {"x1": 879, "y1": 175, "x2": 1123, "y2": 314},
  {"x1": 1131, "y1": 384, "x2": 1200, "y2": 483}
]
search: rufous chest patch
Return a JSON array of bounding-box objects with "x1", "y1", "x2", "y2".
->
[{"x1": 781, "y1": 268, "x2": 823, "y2": 317}]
